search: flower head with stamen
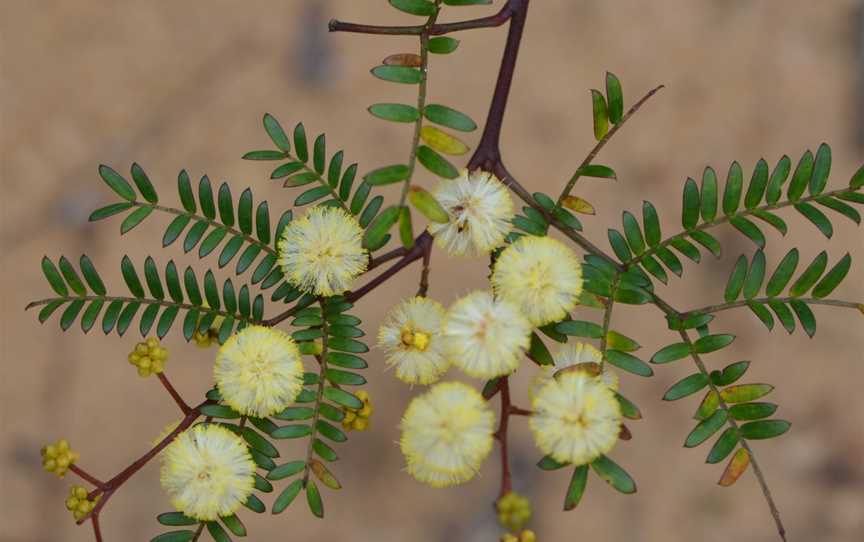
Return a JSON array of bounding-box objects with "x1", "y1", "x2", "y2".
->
[
  {"x1": 214, "y1": 325, "x2": 304, "y2": 418},
  {"x1": 529, "y1": 372, "x2": 621, "y2": 465},
  {"x1": 427, "y1": 169, "x2": 514, "y2": 256},
  {"x1": 491, "y1": 235, "x2": 583, "y2": 326},
  {"x1": 278, "y1": 206, "x2": 368, "y2": 296},
  {"x1": 532, "y1": 342, "x2": 619, "y2": 398},
  {"x1": 160, "y1": 424, "x2": 255, "y2": 521},
  {"x1": 442, "y1": 291, "x2": 531, "y2": 379},
  {"x1": 400, "y1": 381, "x2": 495, "y2": 487},
  {"x1": 378, "y1": 296, "x2": 449, "y2": 385}
]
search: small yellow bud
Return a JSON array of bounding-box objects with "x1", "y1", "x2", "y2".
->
[
  {"x1": 496, "y1": 492, "x2": 532, "y2": 532},
  {"x1": 42, "y1": 439, "x2": 78, "y2": 478},
  {"x1": 65, "y1": 485, "x2": 98, "y2": 522},
  {"x1": 128, "y1": 339, "x2": 168, "y2": 377},
  {"x1": 341, "y1": 391, "x2": 372, "y2": 431},
  {"x1": 501, "y1": 535, "x2": 519, "y2": 542},
  {"x1": 520, "y1": 530, "x2": 537, "y2": 542}
]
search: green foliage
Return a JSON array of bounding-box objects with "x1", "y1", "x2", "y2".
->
[
  {"x1": 31, "y1": 256, "x2": 265, "y2": 342},
  {"x1": 615, "y1": 147, "x2": 864, "y2": 287},
  {"x1": 266, "y1": 298, "x2": 369, "y2": 518},
  {"x1": 712, "y1": 249, "x2": 853, "y2": 337}
]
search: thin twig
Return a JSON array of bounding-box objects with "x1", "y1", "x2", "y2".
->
[
  {"x1": 626, "y1": 185, "x2": 857, "y2": 268},
  {"x1": 598, "y1": 275, "x2": 621, "y2": 369},
  {"x1": 329, "y1": 1, "x2": 516, "y2": 36},
  {"x1": 558, "y1": 85, "x2": 665, "y2": 204},
  {"x1": 688, "y1": 296, "x2": 862, "y2": 316},
  {"x1": 398, "y1": 1, "x2": 441, "y2": 209},
  {"x1": 157, "y1": 372, "x2": 191, "y2": 415},
  {"x1": 493, "y1": 376, "x2": 513, "y2": 498},
  {"x1": 417, "y1": 238, "x2": 433, "y2": 297},
  {"x1": 91, "y1": 515, "x2": 103, "y2": 542},
  {"x1": 68, "y1": 464, "x2": 107, "y2": 490},
  {"x1": 304, "y1": 309, "x2": 329, "y2": 484}
]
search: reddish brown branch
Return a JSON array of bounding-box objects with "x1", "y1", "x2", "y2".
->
[
  {"x1": 91, "y1": 515, "x2": 103, "y2": 542},
  {"x1": 157, "y1": 372, "x2": 191, "y2": 415},
  {"x1": 508, "y1": 406, "x2": 533, "y2": 416},
  {"x1": 69, "y1": 464, "x2": 106, "y2": 490},
  {"x1": 558, "y1": 84, "x2": 665, "y2": 203},
  {"x1": 329, "y1": 1, "x2": 517, "y2": 36},
  {"x1": 493, "y1": 376, "x2": 514, "y2": 498},
  {"x1": 347, "y1": 231, "x2": 434, "y2": 303}
]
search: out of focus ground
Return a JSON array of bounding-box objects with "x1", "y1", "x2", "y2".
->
[{"x1": 2, "y1": 1, "x2": 863, "y2": 541}]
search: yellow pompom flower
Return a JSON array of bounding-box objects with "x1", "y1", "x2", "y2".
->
[
  {"x1": 278, "y1": 206, "x2": 368, "y2": 296},
  {"x1": 497, "y1": 491, "x2": 532, "y2": 531},
  {"x1": 377, "y1": 297, "x2": 449, "y2": 385},
  {"x1": 427, "y1": 169, "x2": 514, "y2": 256},
  {"x1": 127, "y1": 338, "x2": 168, "y2": 377},
  {"x1": 342, "y1": 390, "x2": 373, "y2": 431},
  {"x1": 442, "y1": 291, "x2": 531, "y2": 379},
  {"x1": 400, "y1": 381, "x2": 495, "y2": 487},
  {"x1": 214, "y1": 326, "x2": 304, "y2": 418},
  {"x1": 160, "y1": 424, "x2": 255, "y2": 521},
  {"x1": 491, "y1": 235, "x2": 583, "y2": 326},
  {"x1": 65, "y1": 485, "x2": 100, "y2": 521},
  {"x1": 41, "y1": 438, "x2": 79, "y2": 478},
  {"x1": 529, "y1": 372, "x2": 622, "y2": 465},
  {"x1": 532, "y1": 343, "x2": 619, "y2": 397}
]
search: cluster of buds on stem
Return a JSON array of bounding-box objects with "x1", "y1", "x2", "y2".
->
[
  {"x1": 342, "y1": 390, "x2": 373, "y2": 431},
  {"x1": 128, "y1": 338, "x2": 168, "y2": 377},
  {"x1": 41, "y1": 438, "x2": 79, "y2": 478},
  {"x1": 65, "y1": 485, "x2": 100, "y2": 521}
]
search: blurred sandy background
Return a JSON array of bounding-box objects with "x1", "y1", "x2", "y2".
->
[{"x1": 2, "y1": 1, "x2": 864, "y2": 541}]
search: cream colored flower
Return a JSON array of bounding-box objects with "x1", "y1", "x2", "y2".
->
[
  {"x1": 442, "y1": 291, "x2": 531, "y2": 379},
  {"x1": 214, "y1": 326, "x2": 304, "y2": 418},
  {"x1": 491, "y1": 235, "x2": 583, "y2": 326},
  {"x1": 400, "y1": 382, "x2": 495, "y2": 487},
  {"x1": 160, "y1": 424, "x2": 255, "y2": 521},
  {"x1": 378, "y1": 297, "x2": 449, "y2": 385},
  {"x1": 278, "y1": 206, "x2": 368, "y2": 296},
  {"x1": 529, "y1": 372, "x2": 621, "y2": 465},
  {"x1": 532, "y1": 342, "x2": 619, "y2": 398},
  {"x1": 427, "y1": 169, "x2": 514, "y2": 256}
]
